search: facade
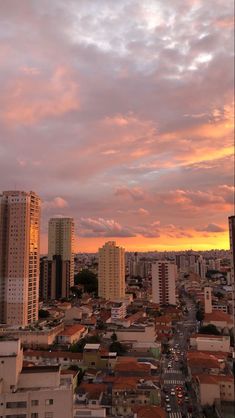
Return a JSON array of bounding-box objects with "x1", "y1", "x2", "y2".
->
[
  {"x1": 111, "y1": 302, "x2": 127, "y2": 322},
  {"x1": 0, "y1": 339, "x2": 73, "y2": 418},
  {"x1": 228, "y1": 216, "x2": 235, "y2": 326},
  {"x1": 152, "y1": 261, "x2": 177, "y2": 305},
  {"x1": 40, "y1": 218, "x2": 75, "y2": 300},
  {"x1": 190, "y1": 334, "x2": 230, "y2": 352},
  {"x1": 98, "y1": 241, "x2": 125, "y2": 300},
  {"x1": 0, "y1": 190, "x2": 40, "y2": 326}
]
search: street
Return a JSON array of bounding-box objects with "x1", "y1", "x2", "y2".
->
[{"x1": 161, "y1": 295, "x2": 202, "y2": 418}]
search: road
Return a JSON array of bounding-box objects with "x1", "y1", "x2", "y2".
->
[{"x1": 161, "y1": 295, "x2": 202, "y2": 418}]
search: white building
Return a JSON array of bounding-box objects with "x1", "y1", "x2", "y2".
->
[
  {"x1": 152, "y1": 261, "x2": 177, "y2": 305},
  {"x1": 111, "y1": 302, "x2": 127, "y2": 322},
  {"x1": 0, "y1": 338, "x2": 73, "y2": 418}
]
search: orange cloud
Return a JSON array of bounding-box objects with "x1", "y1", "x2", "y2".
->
[{"x1": 3, "y1": 67, "x2": 80, "y2": 124}]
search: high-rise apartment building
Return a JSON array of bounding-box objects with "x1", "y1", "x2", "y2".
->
[
  {"x1": 152, "y1": 261, "x2": 177, "y2": 305},
  {"x1": 40, "y1": 217, "x2": 74, "y2": 300},
  {"x1": 229, "y1": 216, "x2": 235, "y2": 285},
  {"x1": 0, "y1": 191, "x2": 40, "y2": 326},
  {"x1": 98, "y1": 241, "x2": 125, "y2": 300},
  {"x1": 228, "y1": 216, "x2": 235, "y2": 337}
]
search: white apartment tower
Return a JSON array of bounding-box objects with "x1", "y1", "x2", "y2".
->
[
  {"x1": 152, "y1": 261, "x2": 177, "y2": 305},
  {"x1": 47, "y1": 217, "x2": 75, "y2": 299},
  {"x1": 98, "y1": 241, "x2": 125, "y2": 300},
  {"x1": 0, "y1": 191, "x2": 40, "y2": 326}
]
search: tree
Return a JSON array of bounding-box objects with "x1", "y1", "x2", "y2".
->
[
  {"x1": 196, "y1": 309, "x2": 204, "y2": 322},
  {"x1": 38, "y1": 309, "x2": 50, "y2": 319},
  {"x1": 70, "y1": 335, "x2": 101, "y2": 353},
  {"x1": 70, "y1": 286, "x2": 82, "y2": 299},
  {"x1": 74, "y1": 270, "x2": 98, "y2": 295},
  {"x1": 111, "y1": 332, "x2": 118, "y2": 342},
  {"x1": 199, "y1": 324, "x2": 220, "y2": 335},
  {"x1": 109, "y1": 341, "x2": 126, "y2": 355}
]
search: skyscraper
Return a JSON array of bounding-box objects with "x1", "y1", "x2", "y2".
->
[
  {"x1": 0, "y1": 191, "x2": 40, "y2": 326},
  {"x1": 41, "y1": 217, "x2": 75, "y2": 300},
  {"x1": 228, "y1": 216, "x2": 235, "y2": 338},
  {"x1": 98, "y1": 241, "x2": 125, "y2": 300},
  {"x1": 152, "y1": 261, "x2": 177, "y2": 305}
]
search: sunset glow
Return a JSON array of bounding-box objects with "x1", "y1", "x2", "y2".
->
[{"x1": 0, "y1": 0, "x2": 234, "y2": 253}]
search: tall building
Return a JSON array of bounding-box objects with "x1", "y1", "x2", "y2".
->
[
  {"x1": 229, "y1": 216, "x2": 235, "y2": 286},
  {"x1": 0, "y1": 191, "x2": 40, "y2": 326},
  {"x1": 228, "y1": 216, "x2": 235, "y2": 340},
  {"x1": 152, "y1": 261, "x2": 177, "y2": 305},
  {"x1": 98, "y1": 241, "x2": 125, "y2": 300},
  {"x1": 40, "y1": 217, "x2": 75, "y2": 300}
]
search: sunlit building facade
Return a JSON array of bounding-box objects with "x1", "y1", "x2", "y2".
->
[
  {"x1": 98, "y1": 241, "x2": 125, "y2": 300},
  {"x1": 0, "y1": 191, "x2": 40, "y2": 326}
]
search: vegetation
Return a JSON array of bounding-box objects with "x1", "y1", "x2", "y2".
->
[
  {"x1": 196, "y1": 309, "x2": 204, "y2": 322},
  {"x1": 199, "y1": 324, "x2": 220, "y2": 335},
  {"x1": 70, "y1": 335, "x2": 101, "y2": 353},
  {"x1": 74, "y1": 269, "x2": 98, "y2": 295},
  {"x1": 38, "y1": 309, "x2": 50, "y2": 318},
  {"x1": 70, "y1": 286, "x2": 82, "y2": 298}
]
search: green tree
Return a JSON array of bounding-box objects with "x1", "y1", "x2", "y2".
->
[
  {"x1": 109, "y1": 341, "x2": 126, "y2": 355},
  {"x1": 74, "y1": 270, "x2": 98, "y2": 295},
  {"x1": 199, "y1": 324, "x2": 220, "y2": 335},
  {"x1": 111, "y1": 332, "x2": 118, "y2": 342},
  {"x1": 196, "y1": 309, "x2": 204, "y2": 322},
  {"x1": 70, "y1": 286, "x2": 82, "y2": 298},
  {"x1": 70, "y1": 335, "x2": 101, "y2": 353},
  {"x1": 38, "y1": 309, "x2": 50, "y2": 318}
]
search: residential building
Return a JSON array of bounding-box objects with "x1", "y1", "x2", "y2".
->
[
  {"x1": 152, "y1": 261, "x2": 177, "y2": 305},
  {"x1": 0, "y1": 338, "x2": 73, "y2": 418},
  {"x1": 194, "y1": 374, "x2": 234, "y2": 406},
  {"x1": 0, "y1": 190, "x2": 40, "y2": 326},
  {"x1": 98, "y1": 241, "x2": 125, "y2": 300},
  {"x1": 189, "y1": 334, "x2": 230, "y2": 353},
  {"x1": 40, "y1": 218, "x2": 75, "y2": 300},
  {"x1": 57, "y1": 324, "x2": 87, "y2": 345},
  {"x1": 111, "y1": 302, "x2": 127, "y2": 322}
]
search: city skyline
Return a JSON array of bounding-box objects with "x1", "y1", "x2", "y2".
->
[{"x1": 0, "y1": 0, "x2": 234, "y2": 253}]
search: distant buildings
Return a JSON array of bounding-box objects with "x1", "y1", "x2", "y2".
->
[
  {"x1": 152, "y1": 261, "x2": 177, "y2": 305},
  {"x1": 0, "y1": 191, "x2": 40, "y2": 326},
  {"x1": 98, "y1": 241, "x2": 125, "y2": 300},
  {"x1": 40, "y1": 217, "x2": 75, "y2": 300}
]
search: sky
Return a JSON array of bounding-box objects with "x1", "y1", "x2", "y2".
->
[{"x1": 0, "y1": 0, "x2": 234, "y2": 252}]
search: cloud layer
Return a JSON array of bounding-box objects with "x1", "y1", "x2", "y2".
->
[{"x1": 0, "y1": 0, "x2": 233, "y2": 251}]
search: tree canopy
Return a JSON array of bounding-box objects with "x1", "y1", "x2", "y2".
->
[
  {"x1": 199, "y1": 324, "x2": 220, "y2": 335},
  {"x1": 74, "y1": 269, "x2": 98, "y2": 295}
]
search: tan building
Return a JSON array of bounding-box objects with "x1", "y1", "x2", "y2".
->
[
  {"x1": 152, "y1": 261, "x2": 177, "y2": 306},
  {"x1": 195, "y1": 374, "x2": 234, "y2": 406},
  {"x1": 98, "y1": 241, "x2": 125, "y2": 300},
  {"x1": 0, "y1": 338, "x2": 73, "y2": 418},
  {"x1": 40, "y1": 218, "x2": 75, "y2": 300},
  {"x1": 190, "y1": 334, "x2": 230, "y2": 353},
  {"x1": 0, "y1": 191, "x2": 40, "y2": 326}
]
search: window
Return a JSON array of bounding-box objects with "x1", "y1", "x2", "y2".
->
[
  {"x1": 6, "y1": 402, "x2": 27, "y2": 409},
  {"x1": 31, "y1": 400, "x2": 39, "y2": 406},
  {"x1": 45, "y1": 399, "x2": 53, "y2": 406},
  {"x1": 31, "y1": 414, "x2": 38, "y2": 418}
]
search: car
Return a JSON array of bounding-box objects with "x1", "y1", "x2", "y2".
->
[
  {"x1": 166, "y1": 405, "x2": 171, "y2": 412},
  {"x1": 177, "y1": 392, "x2": 183, "y2": 399},
  {"x1": 170, "y1": 390, "x2": 175, "y2": 395},
  {"x1": 185, "y1": 396, "x2": 189, "y2": 402},
  {"x1": 165, "y1": 396, "x2": 170, "y2": 402}
]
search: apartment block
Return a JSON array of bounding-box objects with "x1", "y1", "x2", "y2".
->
[
  {"x1": 152, "y1": 261, "x2": 177, "y2": 306},
  {"x1": 98, "y1": 241, "x2": 125, "y2": 300},
  {"x1": 0, "y1": 339, "x2": 73, "y2": 418},
  {"x1": 0, "y1": 191, "x2": 40, "y2": 326},
  {"x1": 40, "y1": 218, "x2": 75, "y2": 300}
]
